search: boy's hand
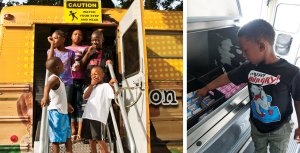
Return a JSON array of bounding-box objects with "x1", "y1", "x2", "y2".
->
[
  {"x1": 106, "y1": 60, "x2": 113, "y2": 65},
  {"x1": 195, "y1": 86, "x2": 209, "y2": 98},
  {"x1": 87, "y1": 45, "x2": 96, "y2": 55},
  {"x1": 91, "y1": 78, "x2": 100, "y2": 86},
  {"x1": 109, "y1": 78, "x2": 118, "y2": 86},
  {"x1": 40, "y1": 97, "x2": 49, "y2": 107},
  {"x1": 294, "y1": 128, "x2": 300, "y2": 143},
  {"x1": 47, "y1": 36, "x2": 54, "y2": 44}
]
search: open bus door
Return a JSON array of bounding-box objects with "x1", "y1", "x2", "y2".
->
[
  {"x1": 269, "y1": 1, "x2": 300, "y2": 152},
  {"x1": 118, "y1": 0, "x2": 150, "y2": 152}
]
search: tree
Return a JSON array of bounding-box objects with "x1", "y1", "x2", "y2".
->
[
  {"x1": 102, "y1": 0, "x2": 115, "y2": 8},
  {"x1": 145, "y1": 0, "x2": 159, "y2": 10},
  {"x1": 25, "y1": 0, "x2": 115, "y2": 8},
  {"x1": 117, "y1": 0, "x2": 183, "y2": 11},
  {"x1": 118, "y1": 0, "x2": 133, "y2": 9},
  {"x1": 6, "y1": 0, "x2": 19, "y2": 6},
  {"x1": 161, "y1": 0, "x2": 182, "y2": 11},
  {"x1": 174, "y1": 1, "x2": 182, "y2": 11},
  {"x1": 0, "y1": 0, "x2": 183, "y2": 11},
  {"x1": 0, "y1": 0, "x2": 4, "y2": 11},
  {"x1": 25, "y1": 0, "x2": 61, "y2": 6}
]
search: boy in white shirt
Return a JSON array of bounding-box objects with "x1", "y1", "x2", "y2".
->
[
  {"x1": 81, "y1": 66, "x2": 117, "y2": 153},
  {"x1": 41, "y1": 57, "x2": 73, "y2": 153}
]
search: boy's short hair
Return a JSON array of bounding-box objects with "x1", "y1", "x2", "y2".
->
[
  {"x1": 238, "y1": 19, "x2": 275, "y2": 46},
  {"x1": 92, "y1": 29, "x2": 104, "y2": 40},
  {"x1": 46, "y1": 57, "x2": 61, "y2": 72},
  {"x1": 54, "y1": 30, "x2": 66, "y2": 38},
  {"x1": 91, "y1": 65, "x2": 104, "y2": 73}
]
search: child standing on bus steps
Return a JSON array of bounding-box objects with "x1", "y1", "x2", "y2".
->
[
  {"x1": 196, "y1": 19, "x2": 300, "y2": 153},
  {"x1": 47, "y1": 30, "x2": 75, "y2": 121},
  {"x1": 41, "y1": 57, "x2": 73, "y2": 153},
  {"x1": 81, "y1": 29, "x2": 113, "y2": 85},
  {"x1": 81, "y1": 66, "x2": 117, "y2": 153},
  {"x1": 66, "y1": 29, "x2": 89, "y2": 142}
]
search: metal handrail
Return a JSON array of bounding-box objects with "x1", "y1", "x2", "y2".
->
[
  {"x1": 39, "y1": 70, "x2": 49, "y2": 153},
  {"x1": 109, "y1": 106, "x2": 124, "y2": 153},
  {"x1": 114, "y1": 86, "x2": 142, "y2": 108},
  {"x1": 106, "y1": 122, "x2": 114, "y2": 152},
  {"x1": 107, "y1": 63, "x2": 136, "y2": 153}
]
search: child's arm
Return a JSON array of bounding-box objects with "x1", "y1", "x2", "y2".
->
[
  {"x1": 196, "y1": 73, "x2": 231, "y2": 97},
  {"x1": 109, "y1": 78, "x2": 117, "y2": 93},
  {"x1": 294, "y1": 100, "x2": 300, "y2": 143},
  {"x1": 108, "y1": 78, "x2": 117, "y2": 86},
  {"x1": 83, "y1": 84, "x2": 94, "y2": 100},
  {"x1": 81, "y1": 45, "x2": 96, "y2": 65},
  {"x1": 40, "y1": 77, "x2": 60, "y2": 107},
  {"x1": 83, "y1": 78, "x2": 99, "y2": 99},
  {"x1": 47, "y1": 36, "x2": 55, "y2": 59}
]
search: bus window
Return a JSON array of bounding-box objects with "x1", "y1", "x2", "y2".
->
[{"x1": 122, "y1": 21, "x2": 140, "y2": 78}]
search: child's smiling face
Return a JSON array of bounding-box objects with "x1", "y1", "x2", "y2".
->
[
  {"x1": 91, "y1": 33, "x2": 103, "y2": 49},
  {"x1": 90, "y1": 67, "x2": 104, "y2": 83}
]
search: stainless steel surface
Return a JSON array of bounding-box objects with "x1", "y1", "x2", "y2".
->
[
  {"x1": 188, "y1": 20, "x2": 237, "y2": 32},
  {"x1": 238, "y1": 137, "x2": 254, "y2": 153},
  {"x1": 187, "y1": 0, "x2": 241, "y2": 23},
  {"x1": 188, "y1": 93, "x2": 250, "y2": 153},
  {"x1": 188, "y1": 17, "x2": 239, "y2": 23},
  {"x1": 188, "y1": 87, "x2": 248, "y2": 147},
  {"x1": 201, "y1": 103, "x2": 250, "y2": 153}
]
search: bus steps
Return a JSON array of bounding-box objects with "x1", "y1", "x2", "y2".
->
[{"x1": 48, "y1": 142, "x2": 113, "y2": 153}]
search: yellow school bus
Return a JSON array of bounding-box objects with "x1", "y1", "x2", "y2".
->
[{"x1": 0, "y1": 0, "x2": 182, "y2": 152}]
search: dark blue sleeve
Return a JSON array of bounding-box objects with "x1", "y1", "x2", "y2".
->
[
  {"x1": 291, "y1": 70, "x2": 300, "y2": 101},
  {"x1": 227, "y1": 62, "x2": 250, "y2": 85}
]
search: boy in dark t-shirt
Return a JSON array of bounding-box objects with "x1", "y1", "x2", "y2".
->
[
  {"x1": 81, "y1": 29, "x2": 113, "y2": 85},
  {"x1": 196, "y1": 19, "x2": 300, "y2": 152}
]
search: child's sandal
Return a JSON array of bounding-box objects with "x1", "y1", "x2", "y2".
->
[
  {"x1": 76, "y1": 135, "x2": 81, "y2": 141},
  {"x1": 71, "y1": 135, "x2": 77, "y2": 142}
]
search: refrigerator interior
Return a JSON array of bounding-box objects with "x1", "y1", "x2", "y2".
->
[{"x1": 187, "y1": 26, "x2": 247, "y2": 130}]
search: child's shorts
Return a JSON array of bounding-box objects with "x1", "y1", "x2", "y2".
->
[
  {"x1": 81, "y1": 119, "x2": 106, "y2": 141},
  {"x1": 48, "y1": 110, "x2": 71, "y2": 143}
]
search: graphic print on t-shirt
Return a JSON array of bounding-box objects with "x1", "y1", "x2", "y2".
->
[{"x1": 249, "y1": 70, "x2": 281, "y2": 123}]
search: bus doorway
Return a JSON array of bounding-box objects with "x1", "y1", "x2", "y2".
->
[{"x1": 32, "y1": 24, "x2": 118, "y2": 149}]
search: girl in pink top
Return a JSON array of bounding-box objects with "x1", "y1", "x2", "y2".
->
[{"x1": 66, "y1": 29, "x2": 88, "y2": 141}]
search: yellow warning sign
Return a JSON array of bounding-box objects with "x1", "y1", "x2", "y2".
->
[{"x1": 64, "y1": 0, "x2": 102, "y2": 23}]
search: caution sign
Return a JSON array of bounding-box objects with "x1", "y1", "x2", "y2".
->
[{"x1": 64, "y1": 0, "x2": 102, "y2": 23}]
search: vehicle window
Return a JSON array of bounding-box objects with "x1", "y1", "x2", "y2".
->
[{"x1": 122, "y1": 21, "x2": 140, "y2": 78}]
